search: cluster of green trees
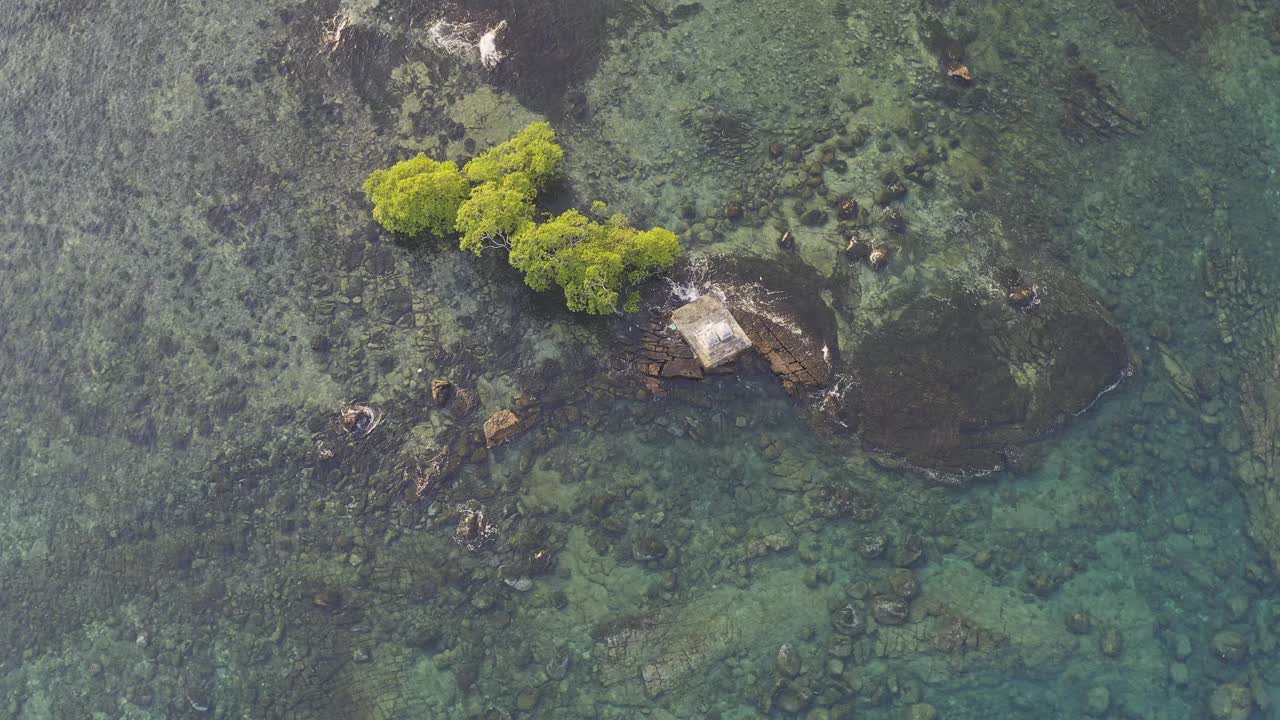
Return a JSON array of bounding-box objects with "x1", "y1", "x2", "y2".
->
[{"x1": 363, "y1": 122, "x2": 680, "y2": 314}]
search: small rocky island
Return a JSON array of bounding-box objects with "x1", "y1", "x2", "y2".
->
[{"x1": 624, "y1": 250, "x2": 1130, "y2": 479}]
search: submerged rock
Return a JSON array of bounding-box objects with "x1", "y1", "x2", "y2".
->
[
  {"x1": 872, "y1": 596, "x2": 910, "y2": 626},
  {"x1": 1211, "y1": 629, "x2": 1247, "y2": 664},
  {"x1": 483, "y1": 409, "x2": 522, "y2": 448},
  {"x1": 1100, "y1": 626, "x2": 1124, "y2": 657},
  {"x1": 776, "y1": 643, "x2": 802, "y2": 678},
  {"x1": 1085, "y1": 686, "x2": 1110, "y2": 716},
  {"x1": 831, "y1": 603, "x2": 866, "y2": 635},
  {"x1": 1208, "y1": 683, "x2": 1253, "y2": 720},
  {"x1": 830, "y1": 268, "x2": 1129, "y2": 476},
  {"x1": 769, "y1": 681, "x2": 812, "y2": 714},
  {"x1": 431, "y1": 378, "x2": 453, "y2": 405}
]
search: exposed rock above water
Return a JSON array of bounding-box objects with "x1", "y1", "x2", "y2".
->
[
  {"x1": 625, "y1": 251, "x2": 1130, "y2": 477},
  {"x1": 624, "y1": 256, "x2": 838, "y2": 395}
]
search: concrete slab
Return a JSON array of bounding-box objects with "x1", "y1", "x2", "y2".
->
[{"x1": 670, "y1": 295, "x2": 752, "y2": 369}]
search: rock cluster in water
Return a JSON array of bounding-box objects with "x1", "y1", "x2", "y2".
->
[{"x1": 624, "y1": 253, "x2": 1130, "y2": 477}]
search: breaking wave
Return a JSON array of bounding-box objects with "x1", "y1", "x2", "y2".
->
[{"x1": 427, "y1": 18, "x2": 508, "y2": 69}]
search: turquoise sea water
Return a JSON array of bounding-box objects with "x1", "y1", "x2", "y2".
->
[{"x1": 3, "y1": 0, "x2": 1280, "y2": 718}]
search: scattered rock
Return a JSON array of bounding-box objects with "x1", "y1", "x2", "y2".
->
[
  {"x1": 515, "y1": 687, "x2": 539, "y2": 712},
  {"x1": 1086, "y1": 686, "x2": 1110, "y2": 716},
  {"x1": 831, "y1": 603, "x2": 866, "y2": 635},
  {"x1": 431, "y1": 378, "x2": 453, "y2": 405},
  {"x1": 483, "y1": 409, "x2": 522, "y2": 448},
  {"x1": 1100, "y1": 626, "x2": 1123, "y2": 657},
  {"x1": 1065, "y1": 610, "x2": 1092, "y2": 635},
  {"x1": 339, "y1": 403, "x2": 382, "y2": 438},
  {"x1": 1208, "y1": 683, "x2": 1252, "y2": 720},
  {"x1": 776, "y1": 643, "x2": 802, "y2": 678},
  {"x1": 872, "y1": 596, "x2": 910, "y2": 626},
  {"x1": 910, "y1": 703, "x2": 938, "y2": 720},
  {"x1": 1211, "y1": 629, "x2": 1247, "y2": 664},
  {"x1": 454, "y1": 501, "x2": 496, "y2": 551},
  {"x1": 947, "y1": 61, "x2": 972, "y2": 83}
]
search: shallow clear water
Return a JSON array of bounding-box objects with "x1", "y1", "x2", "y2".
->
[{"x1": 2, "y1": 0, "x2": 1280, "y2": 718}]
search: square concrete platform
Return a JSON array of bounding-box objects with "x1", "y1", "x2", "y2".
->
[{"x1": 670, "y1": 294, "x2": 752, "y2": 369}]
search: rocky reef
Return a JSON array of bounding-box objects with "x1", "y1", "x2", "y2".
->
[
  {"x1": 834, "y1": 264, "x2": 1130, "y2": 476},
  {"x1": 3, "y1": 0, "x2": 1279, "y2": 718},
  {"x1": 623, "y1": 244, "x2": 1130, "y2": 478}
]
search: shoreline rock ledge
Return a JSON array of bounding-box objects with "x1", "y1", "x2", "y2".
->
[{"x1": 621, "y1": 256, "x2": 1130, "y2": 479}]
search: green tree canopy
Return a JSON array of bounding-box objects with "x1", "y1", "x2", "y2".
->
[
  {"x1": 361, "y1": 122, "x2": 680, "y2": 314},
  {"x1": 510, "y1": 210, "x2": 681, "y2": 314},
  {"x1": 463, "y1": 121, "x2": 564, "y2": 190},
  {"x1": 455, "y1": 172, "x2": 536, "y2": 255},
  {"x1": 362, "y1": 155, "x2": 470, "y2": 236}
]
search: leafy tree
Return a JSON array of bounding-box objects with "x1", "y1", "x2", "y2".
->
[
  {"x1": 455, "y1": 172, "x2": 536, "y2": 255},
  {"x1": 509, "y1": 210, "x2": 681, "y2": 315},
  {"x1": 363, "y1": 155, "x2": 470, "y2": 236},
  {"x1": 556, "y1": 242, "x2": 627, "y2": 315},
  {"x1": 361, "y1": 122, "x2": 681, "y2": 314},
  {"x1": 463, "y1": 121, "x2": 564, "y2": 190},
  {"x1": 508, "y1": 209, "x2": 594, "y2": 292},
  {"x1": 623, "y1": 227, "x2": 681, "y2": 283}
]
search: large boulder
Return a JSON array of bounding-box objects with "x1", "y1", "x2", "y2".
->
[
  {"x1": 483, "y1": 409, "x2": 522, "y2": 448},
  {"x1": 835, "y1": 271, "x2": 1130, "y2": 475},
  {"x1": 633, "y1": 252, "x2": 1130, "y2": 478}
]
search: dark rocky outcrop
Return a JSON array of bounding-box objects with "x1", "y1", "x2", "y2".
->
[
  {"x1": 832, "y1": 272, "x2": 1130, "y2": 476},
  {"x1": 624, "y1": 252, "x2": 1130, "y2": 478},
  {"x1": 624, "y1": 256, "x2": 838, "y2": 394},
  {"x1": 1057, "y1": 64, "x2": 1144, "y2": 142}
]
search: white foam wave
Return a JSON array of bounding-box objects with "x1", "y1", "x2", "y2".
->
[
  {"x1": 427, "y1": 18, "x2": 507, "y2": 69},
  {"x1": 661, "y1": 254, "x2": 815, "y2": 350}
]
